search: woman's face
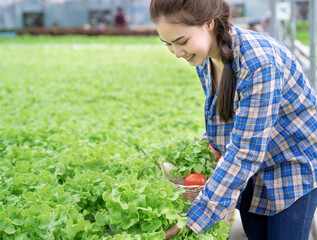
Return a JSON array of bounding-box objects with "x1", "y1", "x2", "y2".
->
[{"x1": 155, "y1": 16, "x2": 218, "y2": 66}]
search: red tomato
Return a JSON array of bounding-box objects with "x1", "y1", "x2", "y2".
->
[
  {"x1": 185, "y1": 173, "x2": 206, "y2": 186},
  {"x1": 208, "y1": 144, "x2": 221, "y2": 162}
]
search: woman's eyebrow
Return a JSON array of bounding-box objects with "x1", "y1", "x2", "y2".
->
[{"x1": 160, "y1": 36, "x2": 185, "y2": 43}]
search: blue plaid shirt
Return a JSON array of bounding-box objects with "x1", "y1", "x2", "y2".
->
[{"x1": 186, "y1": 25, "x2": 317, "y2": 234}]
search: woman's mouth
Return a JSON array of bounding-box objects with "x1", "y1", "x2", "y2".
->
[{"x1": 184, "y1": 54, "x2": 195, "y2": 62}]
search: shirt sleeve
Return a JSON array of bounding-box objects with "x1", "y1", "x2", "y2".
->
[{"x1": 186, "y1": 64, "x2": 283, "y2": 234}]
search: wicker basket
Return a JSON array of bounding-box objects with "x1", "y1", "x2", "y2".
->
[
  {"x1": 171, "y1": 182, "x2": 236, "y2": 223},
  {"x1": 172, "y1": 182, "x2": 204, "y2": 202}
]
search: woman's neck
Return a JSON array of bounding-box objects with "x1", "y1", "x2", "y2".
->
[{"x1": 211, "y1": 58, "x2": 224, "y2": 88}]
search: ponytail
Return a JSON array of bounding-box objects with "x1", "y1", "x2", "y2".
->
[{"x1": 215, "y1": 20, "x2": 236, "y2": 122}]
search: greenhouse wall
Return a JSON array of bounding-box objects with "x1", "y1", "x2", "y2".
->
[
  {"x1": 0, "y1": 0, "x2": 312, "y2": 30},
  {"x1": 0, "y1": 0, "x2": 153, "y2": 29}
]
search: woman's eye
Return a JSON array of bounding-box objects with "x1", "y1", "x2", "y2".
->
[
  {"x1": 180, "y1": 40, "x2": 188, "y2": 45},
  {"x1": 165, "y1": 42, "x2": 172, "y2": 46}
]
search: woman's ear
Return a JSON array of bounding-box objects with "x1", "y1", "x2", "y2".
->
[{"x1": 205, "y1": 19, "x2": 215, "y2": 31}]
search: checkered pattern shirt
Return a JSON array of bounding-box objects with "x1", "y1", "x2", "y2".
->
[{"x1": 186, "y1": 25, "x2": 317, "y2": 234}]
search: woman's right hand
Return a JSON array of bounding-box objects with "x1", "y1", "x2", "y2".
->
[{"x1": 164, "y1": 223, "x2": 181, "y2": 240}]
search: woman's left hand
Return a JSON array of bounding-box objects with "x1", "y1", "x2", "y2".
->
[{"x1": 164, "y1": 223, "x2": 181, "y2": 239}]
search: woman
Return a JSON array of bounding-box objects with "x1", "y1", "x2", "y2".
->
[{"x1": 149, "y1": 0, "x2": 317, "y2": 239}]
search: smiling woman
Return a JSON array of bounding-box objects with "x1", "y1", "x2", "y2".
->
[
  {"x1": 150, "y1": 0, "x2": 236, "y2": 123},
  {"x1": 156, "y1": 17, "x2": 215, "y2": 66},
  {"x1": 150, "y1": 0, "x2": 317, "y2": 240}
]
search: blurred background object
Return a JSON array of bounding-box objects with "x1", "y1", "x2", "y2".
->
[
  {"x1": 114, "y1": 7, "x2": 126, "y2": 29},
  {"x1": 0, "y1": 0, "x2": 152, "y2": 30},
  {"x1": 0, "y1": 0, "x2": 312, "y2": 36}
]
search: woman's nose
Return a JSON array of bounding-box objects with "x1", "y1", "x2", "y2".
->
[{"x1": 171, "y1": 45, "x2": 185, "y2": 58}]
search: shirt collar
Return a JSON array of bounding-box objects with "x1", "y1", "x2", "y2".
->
[{"x1": 230, "y1": 25, "x2": 241, "y2": 74}]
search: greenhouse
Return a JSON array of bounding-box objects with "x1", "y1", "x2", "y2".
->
[{"x1": 0, "y1": 0, "x2": 316, "y2": 239}]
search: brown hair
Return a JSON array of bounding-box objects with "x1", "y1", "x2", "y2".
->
[{"x1": 150, "y1": 0, "x2": 236, "y2": 122}]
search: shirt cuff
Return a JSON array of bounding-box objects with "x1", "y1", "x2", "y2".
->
[{"x1": 186, "y1": 202, "x2": 218, "y2": 235}]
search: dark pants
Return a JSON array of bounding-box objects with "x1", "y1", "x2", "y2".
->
[{"x1": 240, "y1": 178, "x2": 317, "y2": 240}]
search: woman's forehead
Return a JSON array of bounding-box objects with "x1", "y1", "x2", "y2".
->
[{"x1": 156, "y1": 21, "x2": 190, "y2": 42}]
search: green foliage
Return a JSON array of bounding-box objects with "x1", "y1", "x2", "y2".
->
[
  {"x1": 0, "y1": 35, "x2": 161, "y2": 45},
  {"x1": 296, "y1": 31, "x2": 309, "y2": 46},
  {"x1": 0, "y1": 36, "x2": 230, "y2": 239},
  {"x1": 296, "y1": 20, "x2": 309, "y2": 46},
  {"x1": 150, "y1": 138, "x2": 218, "y2": 179},
  {"x1": 296, "y1": 21, "x2": 309, "y2": 31}
]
